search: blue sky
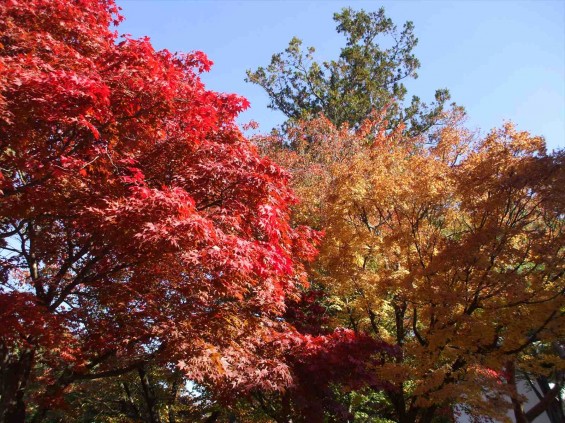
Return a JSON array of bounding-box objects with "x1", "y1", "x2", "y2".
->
[{"x1": 116, "y1": 0, "x2": 564, "y2": 150}]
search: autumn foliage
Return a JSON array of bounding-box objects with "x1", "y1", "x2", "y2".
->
[
  {"x1": 261, "y1": 111, "x2": 564, "y2": 421},
  {"x1": 0, "y1": 0, "x2": 333, "y2": 420},
  {"x1": 1, "y1": 1, "x2": 563, "y2": 422}
]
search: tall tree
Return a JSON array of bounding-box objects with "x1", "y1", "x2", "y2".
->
[
  {"x1": 247, "y1": 7, "x2": 450, "y2": 133},
  {"x1": 0, "y1": 1, "x2": 320, "y2": 420},
  {"x1": 260, "y1": 112, "x2": 564, "y2": 422}
]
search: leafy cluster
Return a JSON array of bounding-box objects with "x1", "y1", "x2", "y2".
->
[
  {"x1": 262, "y1": 112, "x2": 564, "y2": 422},
  {"x1": 246, "y1": 8, "x2": 450, "y2": 133},
  {"x1": 0, "y1": 1, "x2": 563, "y2": 423}
]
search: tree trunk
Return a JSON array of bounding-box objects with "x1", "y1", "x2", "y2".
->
[
  {"x1": 138, "y1": 366, "x2": 161, "y2": 423},
  {"x1": 0, "y1": 348, "x2": 34, "y2": 423},
  {"x1": 419, "y1": 405, "x2": 438, "y2": 423},
  {"x1": 167, "y1": 376, "x2": 180, "y2": 423},
  {"x1": 122, "y1": 381, "x2": 141, "y2": 420},
  {"x1": 281, "y1": 391, "x2": 292, "y2": 422},
  {"x1": 525, "y1": 376, "x2": 564, "y2": 423},
  {"x1": 507, "y1": 361, "x2": 528, "y2": 423}
]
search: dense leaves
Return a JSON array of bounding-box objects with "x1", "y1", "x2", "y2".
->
[
  {"x1": 260, "y1": 112, "x2": 564, "y2": 422},
  {"x1": 247, "y1": 8, "x2": 450, "y2": 132},
  {"x1": 0, "y1": 0, "x2": 324, "y2": 420},
  {"x1": 1, "y1": 1, "x2": 563, "y2": 422}
]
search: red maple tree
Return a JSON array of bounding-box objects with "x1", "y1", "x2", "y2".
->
[{"x1": 0, "y1": 1, "x2": 324, "y2": 420}]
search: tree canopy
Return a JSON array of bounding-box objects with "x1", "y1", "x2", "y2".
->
[
  {"x1": 260, "y1": 111, "x2": 564, "y2": 422},
  {"x1": 247, "y1": 7, "x2": 450, "y2": 132},
  {"x1": 0, "y1": 0, "x2": 324, "y2": 420},
  {"x1": 1, "y1": 1, "x2": 563, "y2": 422}
]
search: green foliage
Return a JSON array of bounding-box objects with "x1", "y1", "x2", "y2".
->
[{"x1": 247, "y1": 7, "x2": 450, "y2": 132}]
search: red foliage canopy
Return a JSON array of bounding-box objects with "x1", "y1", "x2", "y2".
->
[{"x1": 0, "y1": 0, "x2": 322, "y2": 418}]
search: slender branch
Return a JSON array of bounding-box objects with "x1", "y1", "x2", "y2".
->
[{"x1": 525, "y1": 383, "x2": 562, "y2": 421}]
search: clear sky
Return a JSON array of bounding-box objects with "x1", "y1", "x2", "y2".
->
[{"x1": 116, "y1": 0, "x2": 564, "y2": 150}]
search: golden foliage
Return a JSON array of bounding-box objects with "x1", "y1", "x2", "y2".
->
[{"x1": 259, "y1": 110, "x2": 564, "y2": 419}]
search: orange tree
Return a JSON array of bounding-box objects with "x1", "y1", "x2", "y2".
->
[{"x1": 260, "y1": 111, "x2": 564, "y2": 422}]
